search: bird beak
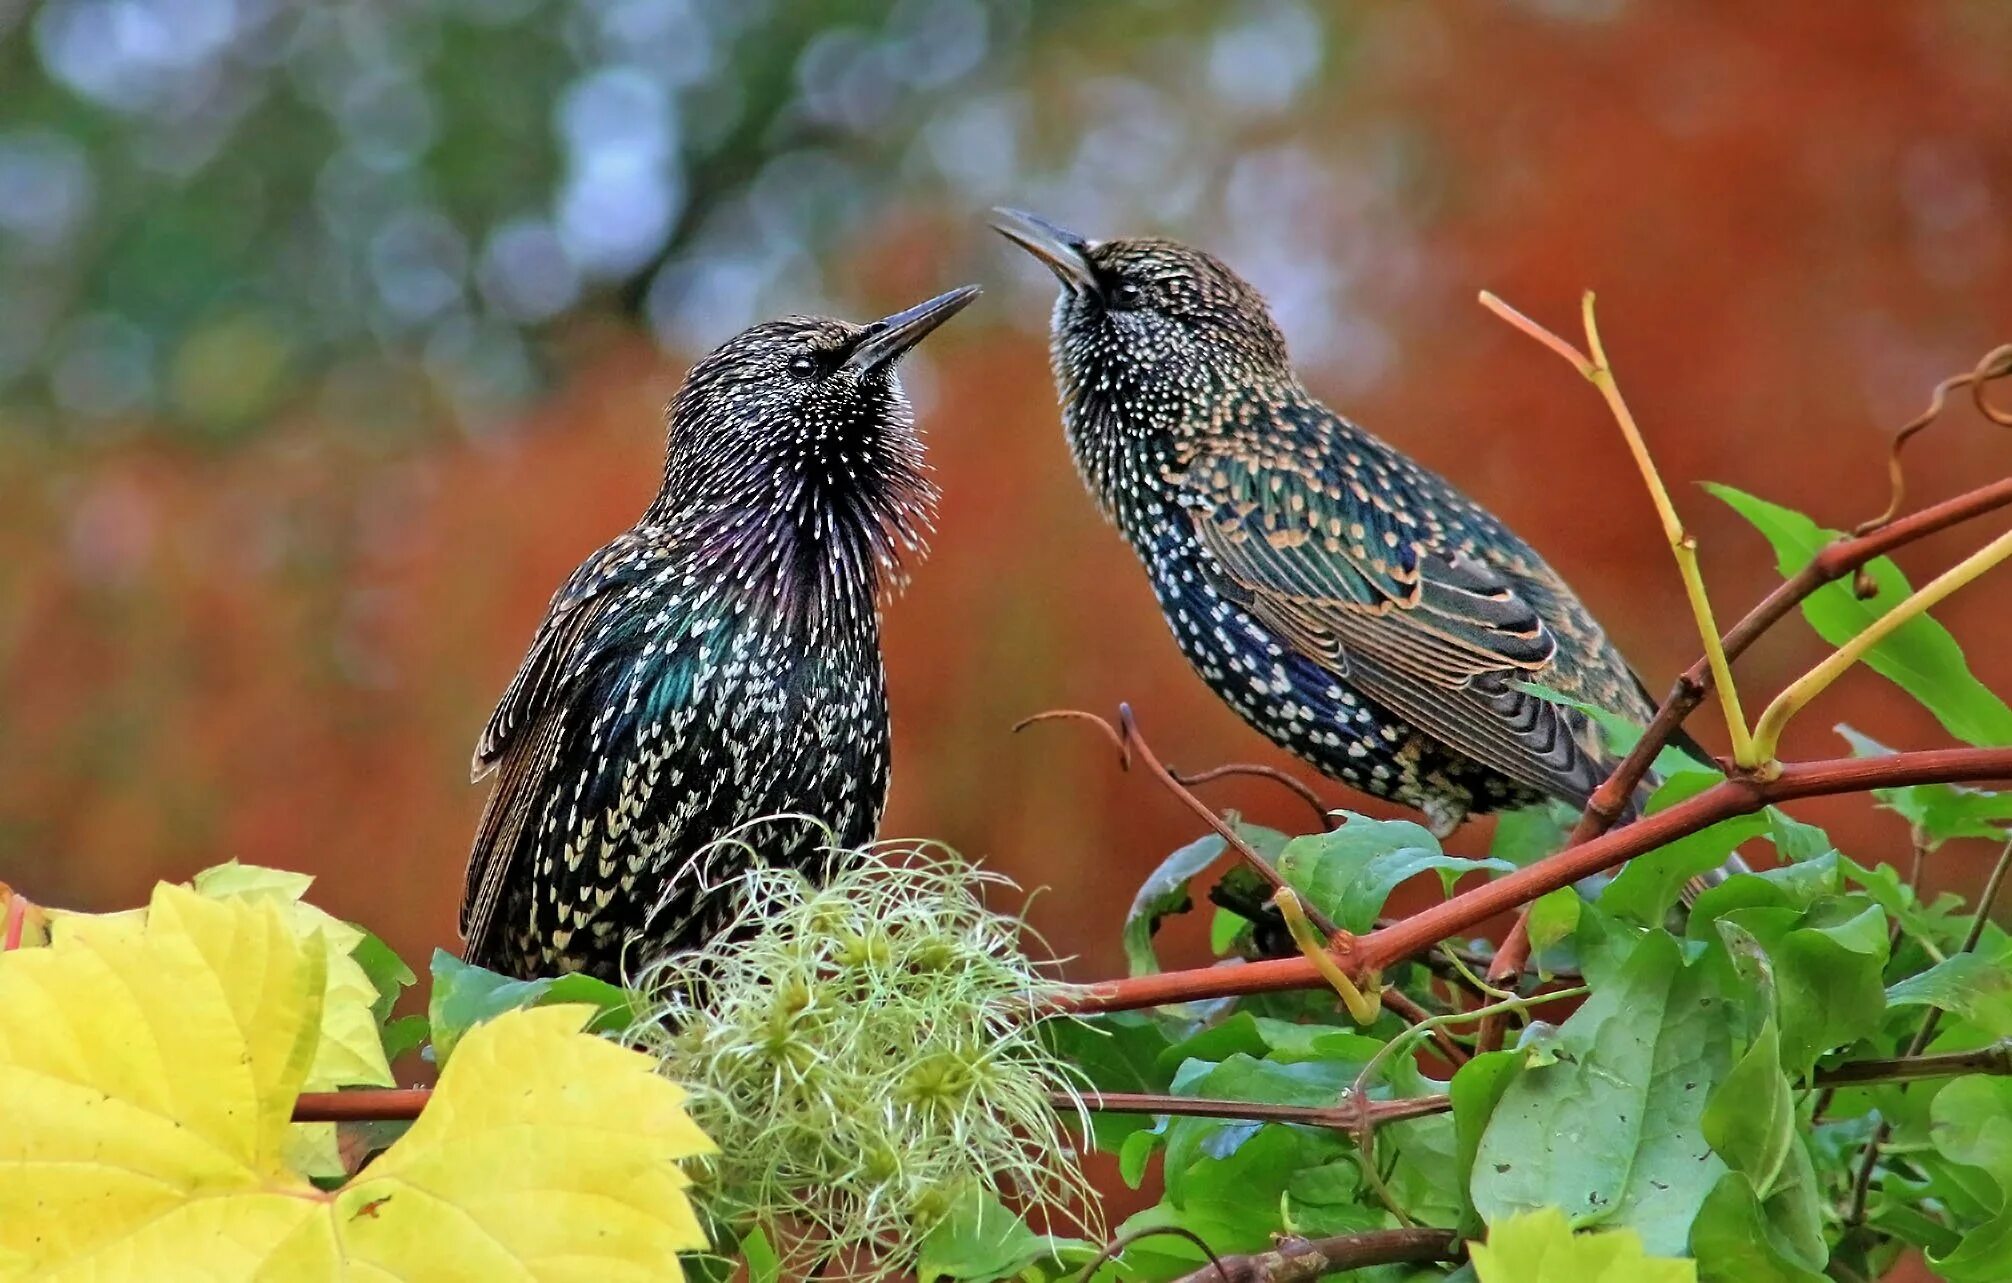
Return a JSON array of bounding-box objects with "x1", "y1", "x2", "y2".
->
[
  {"x1": 842, "y1": 284, "x2": 982, "y2": 374},
  {"x1": 989, "y1": 207, "x2": 1097, "y2": 295}
]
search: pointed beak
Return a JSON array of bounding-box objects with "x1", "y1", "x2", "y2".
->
[
  {"x1": 842, "y1": 285, "x2": 982, "y2": 374},
  {"x1": 990, "y1": 207, "x2": 1097, "y2": 295}
]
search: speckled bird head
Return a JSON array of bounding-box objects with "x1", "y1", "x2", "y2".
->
[
  {"x1": 654, "y1": 286, "x2": 978, "y2": 611},
  {"x1": 992, "y1": 210, "x2": 1292, "y2": 517}
]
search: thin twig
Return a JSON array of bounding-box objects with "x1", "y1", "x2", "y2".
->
[
  {"x1": 1854, "y1": 343, "x2": 2012, "y2": 535},
  {"x1": 1015, "y1": 707, "x2": 1346, "y2": 943},
  {"x1": 292, "y1": 1019, "x2": 2012, "y2": 1127},
  {"x1": 1169, "y1": 761, "x2": 1335, "y2": 832},
  {"x1": 1846, "y1": 835, "x2": 2012, "y2": 1226},
  {"x1": 1482, "y1": 289, "x2": 1752, "y2": 762}
]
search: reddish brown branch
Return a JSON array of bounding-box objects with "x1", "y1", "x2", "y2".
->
[
  {"x1": 1166, "y1": 1228, "x2": 1462, "y2": 1283},
  {"x1": 294, "y1": 1088, "x2": 429, "y2": 1122},
  {"x1": 1055, "y1": 747, "x2": 2012, "y2": 1015}
]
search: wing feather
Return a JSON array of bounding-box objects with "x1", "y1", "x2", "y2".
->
[{"x1": 1182, "y1": 405, "x2": 1629, "y2": 805}]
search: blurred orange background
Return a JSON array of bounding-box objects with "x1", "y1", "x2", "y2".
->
[{"x1": 2, "y1": 8, "x2": 2009, "y2": 1274}]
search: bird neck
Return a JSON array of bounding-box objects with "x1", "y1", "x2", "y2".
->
[
  {"x1": 1062, "y1": 362, "x2": 1308, "y2": 532},
  {"x1": 647, "y1": 482, "x2": 918, "y2": 650}
]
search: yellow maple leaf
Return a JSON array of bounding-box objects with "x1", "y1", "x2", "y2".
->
[{"x1": 0, "y1": 884, "x2": 713, "y2": 1282}]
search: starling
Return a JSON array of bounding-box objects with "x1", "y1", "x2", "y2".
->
[
  {"x1": 994, "y1": 210, "x2": 1717, "y2": 845},
  {"x1": 461, "y1": 286, "x2": 980, "y2": 981}
]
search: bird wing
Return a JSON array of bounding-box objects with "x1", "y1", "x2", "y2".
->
[
  {"x1": 1179, "y1": 410, "x2": 1619, "y2": 804},
  {"x1": 473, "y1": 530, "x2": 665, "y2": 778},
  {"x1": 461, "y1": 530, "x2": 673, "y2": 951}
]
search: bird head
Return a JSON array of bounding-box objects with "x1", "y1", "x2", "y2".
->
[
  {"x1": 991, "y1": 209, "x2": 1292, "y2": 407},
  {"x1": 657, "y1": 285, "x2": 979, "y2": 600}
]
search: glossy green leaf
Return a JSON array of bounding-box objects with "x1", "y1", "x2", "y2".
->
[
  {"x1": 1686, "y1": 853, "x2": 1842, "y2": 938},
  {"x1": 1715, "y1": 899, "x2": 1889, "y2": 1076},
  {"x1": 1279, "y1": 813, "x2": 1510, "y2": 933},
  {"x1": 1928, "y1": 1075, "x2": 2012, "y2": 1280},
  {"x1": 916, "y1": 1187, "x2": 1077, "y2": 1283},
  {"x1": 1837, "y1": 725, "x2": 2012, "y2": 845},
  {"x1": 1688, "y1": 1176, "x2": 1828, "y2": 1283},
  {"x1": 1471, "y1": 932, "x2": 1732, "y2": 1254},
  {"x1": 1886, "y1": 951, "x2": 2012, "y2": 1038},
  {"x1": 1525, "y1": 888, "x2": 1581, "y2": 960},
  {"x1": 1709, "y1": 485, "x2": 2012, "y2": 747},
  {"x1": 426, "y1": 948, "x2": 635, "y2": 1064},
  {"x1": 1696, "y1": 1023, "x2": 1826, "y2": 1274},
  {"x1": 1450, "y1": 1049, "x2": 1523, "y2": 1234}
]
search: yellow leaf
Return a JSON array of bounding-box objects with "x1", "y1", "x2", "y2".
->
[
  {"x1": 44, "y1": 862, "x2": 393, "y2": 1094},
  {"x1": 0, "y1": 883, "x2": 327, "y2": 1277},
  {"x1": 1470, "y1": 1207, "x2": 1698, "y2": 1283},
  {"x1": 0, "y1": 891, "x2": 714, "y2": 1282},
  {"x1": 323, "y1": 1005, "x2": 716, "y2": 1280}
]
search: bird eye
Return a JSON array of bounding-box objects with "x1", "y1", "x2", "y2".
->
[
  {"x1": 787, "y1": 353, "x2": 818, "y2": 379},
  {"x1": 1108, "y1": 277, "x2": 1145, "y2": 310}
]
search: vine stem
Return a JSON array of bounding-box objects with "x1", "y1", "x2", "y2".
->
[
  {"x1": 1748, "y1": 524, "x2": 2012, "y2": 763},
  {"x1": 1481, "y1": 289, "x2": 1752, "y2": 763}
]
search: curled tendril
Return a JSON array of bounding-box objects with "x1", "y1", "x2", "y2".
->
[{"x1": 1852, "y1": 343, "x2": 2012, "y2": 570}]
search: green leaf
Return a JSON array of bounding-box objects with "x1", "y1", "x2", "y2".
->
[
  {"x1": 351, "y1": 929, "x2": 417, "y2": 1026},
  {"x1": 425, "y1": 949, "x2": 635, "y2": 1064},
  {"x1": 1688, "y1": 1176, "x2": 1828, "y2": 1283},
  {"x1": 1490, "y1": 802, "x2": 1574, "y2": 868},
  {"x1": 1471, "y1": 932, "x2": 1731, "y2": 1255},
  {"x1": 1602, "y1": 770, "x2": 1768, "y2": 926},
  {"x1": 1929, "y1": 1075, "x2": 2012, "y2": 1280},
  {"x1": 1470, "y1": 1206, "x2": 1697, "y2": 1283},
  {"x1": 1697, "y1": 1023, "x2": 1826, "y2": 1272},
  {"x1": 1836, "y1": 725, "x2": 2012, "y2": 845},
  {"x1": 740, "y1": 1225, "x2": 782, "y2": 1283},
  {"x1": 1279, "y1": 813, "x2": 1510, "y2": 933},
  {"x1": 916, "y1": 1187, "x2": 1075, "y2": 1283},
  {"x1": 1709, "y1": 485, "x2": 2012, "y2": 747},
  {"x1": 1124, "y1": 834, "x2": 1225, "y2": 976},
  {"x1": 1686, "y1": 853, "x2": 1842, "y2": 938},
  {"x1": 1715, "y1": 899, "x2": 1889, "y2": 1076},
  {"x1": 1111, "y1": 1124, "x2": 1351, "y2": 1277},
  {"x1": 1451, "y1": 1050, "x2": 1524, "y2": 1234},
  {"x1": 1043, "y1": 1013, "x2": 1174, "y2": 1152},
  {"x1": 1886, "y1": 951, "x2": 2012, "y2": 1038},
  {"x1": 1525, "y1": 889, "x2": 1580, "y2": 960}
]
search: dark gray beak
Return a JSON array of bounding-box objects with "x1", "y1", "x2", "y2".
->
[
  {"x1": 990, "y1": 207, "x2": 1097, "y2": 295},
  {"x1": 843, "y1": 285, "x2": 982, "y2": 374}
]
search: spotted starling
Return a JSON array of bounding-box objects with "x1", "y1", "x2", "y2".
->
[
  {"x1": 994, "y1": 210, "x2": 1715, "y2": 843},
  {"x1": 461, "y1": 286, "x2": 979, "y2": 981}
]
